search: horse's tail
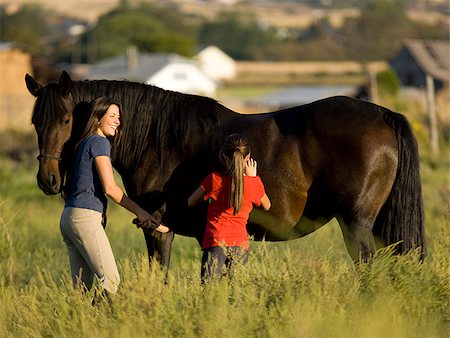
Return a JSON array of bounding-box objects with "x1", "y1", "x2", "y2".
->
[{"x1": 374, "y1": 111, "x2": 426, "y2": 259}]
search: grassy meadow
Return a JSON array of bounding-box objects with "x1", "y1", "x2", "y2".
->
[{"x1": 0, "y1": 96, "x2": 449, "y2": 337}]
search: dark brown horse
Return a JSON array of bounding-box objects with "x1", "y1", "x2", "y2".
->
[{"x1": 25, "y1": 71, "x2": 426, "y2": 269}]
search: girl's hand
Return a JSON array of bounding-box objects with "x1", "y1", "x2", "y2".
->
[
  {"x1": 155, "y1": 224, "x2": 170, "y2": 233},
  {"x1": 245, "y1": 157, "x2": 257, "y2": 177}
]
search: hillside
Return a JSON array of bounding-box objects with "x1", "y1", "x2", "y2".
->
[
  {"x1": 0, "y1": 0, "x2": 347, "y2": 27},
  {"x1": 1, "y1": 0, "x2": 447, "y2": 27}
]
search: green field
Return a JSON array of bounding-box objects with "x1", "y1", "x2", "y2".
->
[{"x1": 0, "y1": 98, "x2": 448, "y2": 337}]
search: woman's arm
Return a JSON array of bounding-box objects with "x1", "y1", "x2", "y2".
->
[
  {"x1": 95, "y1": 156, "x2": 169, "y2": 233},
  {"x1": 260, "y1": 193, "x2": 271, "y2": 211},
  {"x1": 188, "y1": 187, "x2": 205, "y2": 207}
]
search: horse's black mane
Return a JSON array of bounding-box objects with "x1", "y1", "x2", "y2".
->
[{"x1": 71, "y1": 80, "x2": 225, "y2": 168}]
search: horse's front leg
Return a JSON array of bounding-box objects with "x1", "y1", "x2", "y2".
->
[
  {"x1": 142, "y1": 227, "x2": 175, "y2": 273},
  {"x1": 139, "y1": 201, "x2": 175, "y2": 276}
]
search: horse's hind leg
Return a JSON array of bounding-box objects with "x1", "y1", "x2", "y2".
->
[
  {"x1": 337, "y1": 215, "x2": 377, "y2": 263},
  {"x1": 336, "y1": 174, "x2": 395, "y2": 263},
  {"x1": 335, "y1": 130, "x2": 397, "y2": 263}
]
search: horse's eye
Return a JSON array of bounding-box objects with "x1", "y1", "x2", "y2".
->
[{"x1": 63, "y1": 119, "x2": 70, "y2": 126}]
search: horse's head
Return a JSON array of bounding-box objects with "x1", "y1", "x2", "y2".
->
[{"x1": 25, "y1": 71, "x2": 75, "y2": 195}]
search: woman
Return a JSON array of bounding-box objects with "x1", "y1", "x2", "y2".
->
[
  {"x1": 60, "y1": 96, "x2": 169, "y2": 296},
  {"x1": 188, "y1": 134, "x2": 271, "y2": 282}
]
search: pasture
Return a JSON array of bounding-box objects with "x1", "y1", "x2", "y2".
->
[{"x1": 0, "y1": 99, "x2": 448, "y2": 337}]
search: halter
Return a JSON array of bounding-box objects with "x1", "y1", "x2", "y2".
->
[{"x1": 37, "y1": 151, "x2": 62, "y2": 162}]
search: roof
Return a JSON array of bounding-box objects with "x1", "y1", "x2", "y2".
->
[
  {"x1": 85, "y1": 52, "x2": 197, "y2": 81},
  {"x1": 402, "y1": 39, "x2": 449, "y2": 82},
  {"x1": 0, "y1": 42, "x2": 16, "y2": 52}
]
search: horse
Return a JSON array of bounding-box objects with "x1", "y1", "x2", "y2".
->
[{"x1": 25, "y1": 71, "x2": 426, "y2": 271}]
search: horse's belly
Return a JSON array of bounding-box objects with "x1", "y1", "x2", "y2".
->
[{"x1": 293, "y1": 214, "x2": 332, "y2": 237}]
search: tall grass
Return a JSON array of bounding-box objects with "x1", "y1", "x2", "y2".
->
[{"x1": 0, "y1": 106, "x2": 448, "y2": 337}]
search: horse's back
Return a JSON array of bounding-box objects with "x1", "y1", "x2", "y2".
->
[
  {"x1": 266, "y1": 96, "x2": 398, "y2": 177},
  {"x1": 301, "y1": 96, "x2": 396, "y2": 169}
]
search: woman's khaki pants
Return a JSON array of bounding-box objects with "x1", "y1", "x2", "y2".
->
[{"x1": 60, "y1": 207, "x2": 120, "y2": 294}]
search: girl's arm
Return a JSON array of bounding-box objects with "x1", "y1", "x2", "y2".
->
[
  {"x1": 188, "y1": 187, "x2": 205, "y2": 207},
  {"x1": 245, "y1": 158, "x2": 271, "y2": 211},
  {"x1": 260, "y1": 193, "x2": 271, "y2": 211},
  {"x1": 95, "y1": 156, "x2": 169, "y2": 233}
]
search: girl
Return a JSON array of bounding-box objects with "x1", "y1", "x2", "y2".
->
[
  {"x1": 188, "y1": 134, "x2": 271, "y2": 282},
  {"x1": 60, "y1": 96, "x2": 169, "y2": 296}
]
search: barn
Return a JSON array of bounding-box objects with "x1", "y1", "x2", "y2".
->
[
  {"x1": 390, "y1": 39, "x2": 448, "y2": 92},
  {"x1": 0, "y1": 42, "x2": 34, "y2": 131}
]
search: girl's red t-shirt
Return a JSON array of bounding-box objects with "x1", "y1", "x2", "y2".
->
[{"x1": 200, "y1": 172, "x2": 266, "y2": 250}]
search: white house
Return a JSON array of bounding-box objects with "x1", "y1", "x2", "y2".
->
[
  {"x1": 85, "y1": 48, "x2": 217, "y2": 98},
  {"x1": 195, "y1": 45, "x2": 237, "y2": 82}
]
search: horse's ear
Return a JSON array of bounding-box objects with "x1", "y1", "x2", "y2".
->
[
  {"x1": 59, "y1": 71, "x2": 73, "y2": 98},
  {"x1": 25, "y1": 73, "x2": 43, "y2": 97}
]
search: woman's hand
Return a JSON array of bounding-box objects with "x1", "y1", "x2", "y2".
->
[
  {"x1": 95, "y1": 156, "x2": 170, "y2": 234},
  {"x1": 244, "y1": 157, "x2": 257, "y2": 177}
]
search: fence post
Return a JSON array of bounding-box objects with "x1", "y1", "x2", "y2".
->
[
  {"x1": 426, "y1": 74, "x2": 438, "y2": 155},
  {"x1": 369, "y1": 70, "x2": 378, "y2": 104}
]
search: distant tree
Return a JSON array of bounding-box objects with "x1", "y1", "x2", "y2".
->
[
  {"x1": 0, "y1": 4, "x2": 49, "y2": 55},
  {"x1": 340, "y1": 0, "x2": 444, "y2": 61},
  {"x1": 119, "y1": 0, "x2": 129, "y2": 8},
  {"x1": 291, "y1": 17, "x2": 349, "y2": 60},
  {"x1": 286, "y1": 0, "x2": 421, "y2": 10},
  {"x1": 198, "y1": 11, "x2": 277, "y2": 60},
  {"x1": 258, "y1": 0, "x2": 446, "y2": 61},
  {"x1": 86, "y1": 4, "x2": 196, "y2": 62},
  {"x1": 261, "y1": 36, "x2": 349, "y2": 61}
]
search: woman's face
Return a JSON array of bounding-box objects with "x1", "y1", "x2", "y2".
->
[{"x1": 97, "y1": 104, "x2": 120, "y2": 137}]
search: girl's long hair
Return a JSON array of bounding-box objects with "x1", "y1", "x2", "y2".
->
[
  {"x1": 219, "y1": 134, "x2": 250, "y2": 215},
  {"x1": 75, "y1": 96, "x2": 122, "y2": 149}
]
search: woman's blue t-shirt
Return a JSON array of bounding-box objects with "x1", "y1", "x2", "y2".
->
[{"x1": 65, "y1": 134, "x2": 111, "y2": 214}]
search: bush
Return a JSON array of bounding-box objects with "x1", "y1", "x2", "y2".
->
[{"x1": 377, "y1": 69, "x2": 400, "y2": 96}]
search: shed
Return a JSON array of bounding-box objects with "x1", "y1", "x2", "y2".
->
[
  {"x1": 390, "y1": 39, "x2": 448, "y2": 91},
  {"x1": 0, "y1": 42, "x2": 34, "y2": 130},
  {"x1": 85, "y1": 49, "x2": 217, "y2": 98},
  {"x1": 390, "y1": 39, "x2": 449, "y2": 155}
]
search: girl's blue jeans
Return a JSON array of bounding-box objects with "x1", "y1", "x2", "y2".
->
[{"x1": 201, "y1": 246, "x2": 248, "y2": 282}]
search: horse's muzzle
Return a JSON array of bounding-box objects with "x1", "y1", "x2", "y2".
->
[
  {"x1": 37, "y1": 164, "x2": 61, "y2": 195},
  {"x1": 37, "y1": 176, "x2": 60, "y2": 195}
]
